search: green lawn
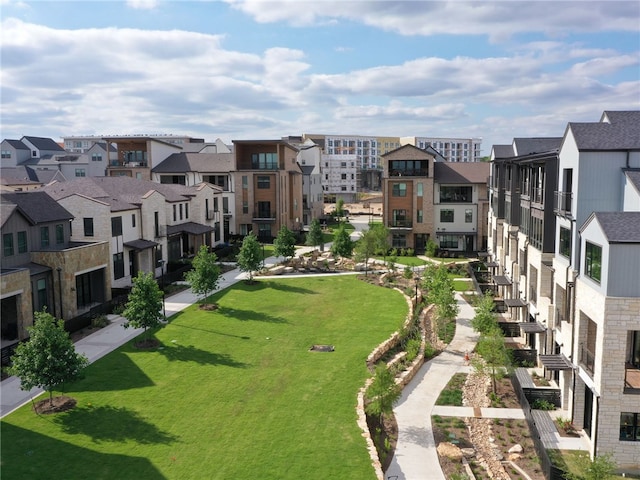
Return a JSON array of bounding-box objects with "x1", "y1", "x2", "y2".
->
[
  {"x1": 1, "y1": 276, "x2": 407, "y2": 480},
  {"x1": 452, "y1": 279, "x2": 473, "y2": 292},
  {"x1": 374, "y1": 256, "x2": 428, "y2": 267}
]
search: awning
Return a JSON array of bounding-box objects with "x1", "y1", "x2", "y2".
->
[
  {"x1": 486, "y1": 261, "x2": 499, "y2": 268},
  {"x1": 124, "y1": 239, "x2": 158, "y2": 251},
  {"x1": 539, "y1": 354, "x2": 573, "y2": 371},
  {"x1": 519, "y1": 321, "x2": 546, "y2": 333},
  {"x1": 167, "y1": 222, "x2": 214, "y2": 236},
  {"x1": 493, "y1": 275, "x2": 512, "y2": 286},
  {"x1": 504, "y1": 298, "x2": 527, "y2": 308}
]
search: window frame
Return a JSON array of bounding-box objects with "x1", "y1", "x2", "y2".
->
[
  {"x1": 3, "y1": 233, "x2": 14, "y2": 257},
  {"x1": 40, "y1": 226, "x2": 50, "y2": 247},
  {"x1": 392, "y1": 183, "x2": 407, "y2": 197},
  {"x1": 440, "y1": 209, "x2": 455, "y2": 223},
  {"x1": 55, "y1": 223, "x2": 64, "y2": 244},
  {"x1": 83, "y1": 218, "x2": 94, "y2": 237},
  {"x1": 17, "y1": 231, "x2": 27, "y2": 254},
  {"x1": 585, "y1": 241, "x2": 602, "y2": 283},
  {"x1": 559, "y1": 227, "x2": 571, "y2": 258}
]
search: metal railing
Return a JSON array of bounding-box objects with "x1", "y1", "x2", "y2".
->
[{"x1": 554, "y1": 191, "x2": 572, "y2": 216}]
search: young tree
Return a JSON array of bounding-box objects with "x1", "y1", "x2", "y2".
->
[
  {"x1": 184, "y1": 245, "x2": 222, "y2": 308},
  {"x1": 423, "y1": 263, "x2": 459, "y2": 341},
  {"x1": 365, "y1": 363, "x2": 401, "y2": 424},
  {"x1": 370, "y1": 223, "x2": 390, "y2": 260},
  {"x1": 306, "y1": 218, "x2": 325, "y2": 251},
  {"x1": 569, "y1": 452, "x2": 617, "y2": 480},
  {"x1": 330, "y1": 223, "x2": 353, "y2": 257},
  {"x1": 353, "y1": 227, "x2": 377, "y2": 273},
  {"x1": 237, "y1": 232, "x2": 262, "y2": 282},
  {"x1": 475, "y1": 325, "x2": 512, "y2": 393},
  {"x1": 122, "y1": 271, "x2": 164, "y2": 345},
  {"x1": 273, "y1": 225, "x2": 296, "y2": 261},
  {"x1": 472, "y1": 291, "x2": 498, "y2": 335},
  {"x1": 8, "y1": 310, "x2": 89, "y2": 407},
  {"x1": 335, "y1": 198, "x2": 345, "y2": 220}
]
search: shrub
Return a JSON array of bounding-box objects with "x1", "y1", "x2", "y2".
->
[
  {"x1": 532, "y1": 398, "x2": 556, "y2": 411},
  {"x1": 91, "y1": 314, "x2": 110, "y2": 329}
]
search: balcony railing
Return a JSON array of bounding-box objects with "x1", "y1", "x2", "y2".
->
[
  {"x1": 389, "y1": 169, "x2": 429, "y2": 177},
  {"x1": 580, "y1": 343, "x2": 595, "y2": 376},
  {"x1": 554, "y1": 191, "x2": 572, "y2": 216},
  {"x1": 389, "y1": 220, "x2": 413, "y2": 228},
  {"x1": 532, "y1": 187, "x2": 544, "y2": 205},
  {"x1": 253, "y1": 211, "x2": 276, "y2": 220}
]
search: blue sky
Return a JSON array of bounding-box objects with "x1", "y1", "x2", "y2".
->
[{"x1": 1, "y1": 0, "x2": 638, "y2": 155}]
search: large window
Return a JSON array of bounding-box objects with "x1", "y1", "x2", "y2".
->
[
  {"x1": 439, "y1": 235, "x2": 458, "y2": 249},
  {"x1": 3, "y1": 233, "x2": 13, "y2": 256},
  {"x1": 392, "y1": 183, "x2": 407, "y2": 197},
  {"x1": 440, "y1": 186, "x2": 472, "y2": 203},
  {"x1": 91, "y1": 153, "x2": 102, "y2": 162},
  {"x1": 392, "y1": 209, "x2": 409, "y2": 227},
  {"x1": 560, "y1": 227, "x2": 571, "y2": 258},
  {"x1": 251, "y1": 153, "x2": 278, "y2": 170},
  {"x1": 40, "y1": 227, "x2": 50, "y2": 247},
  {"x1": 56, "y1": 224, "x2": 64, "y2": 244},
  {"x1": 440, "y1": 209, "x2": 454, "y2": 222},
  {"x1": 257, "y1": 176, "x2": 271, "y2": 189},
  {"x1": 113, "y1": 252, "x2": 125, "y2": 279},
  {"x1": 465, "y1": 209, "x2": 473, "y2": 223},
  {"x1": 585, "y1": 241, "x2": 602, "y2": 283},
  {"x1": 111, "y1": 217, "x2": 122, "y2": 237},
  {"x1": 17, "y1": 231, "x2": 27, "y2": 253},
  {"x1": 392, "y1": 234, "x2": 406, "y2": 248},
  {"x1": 84, "y1": 218, "x2": 94, "y2": 237},
  {"x1": 620, "y1": 413, "x2": 640, "y2": 441}
]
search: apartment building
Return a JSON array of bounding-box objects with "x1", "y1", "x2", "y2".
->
[
  {"x1": 41, "y1": 177, "x2": 222, "y2": 290},
  {"x1": 401, "y1": 136, "x2": 483, "y2": 162},
  {"x1": 1, "y1": 191, "x2": 110, "y2": 349},
  {"x1": 488, "y1": 111, "x2": 640, "y2": 470},
  {"x1": 103, "y1": 135, "x2": 183, "y2": 180},
  {"x1": 382, "y1": 144, "x2": 489, "y2": 253},
  {"x1": 232, "y1": 140, "x2": 303, "y2": 241},
  {"x1": 63, "y1": 134, "x2": 205, "y2": 153}
]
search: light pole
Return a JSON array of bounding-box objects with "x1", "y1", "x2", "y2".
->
[{"x1": 158, "y1": 259, "x2": 166, "y2": 319}]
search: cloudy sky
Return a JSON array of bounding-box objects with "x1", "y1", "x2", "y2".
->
[{"x1": 1, "y1": 0, "x2": 638, "y2": 155}]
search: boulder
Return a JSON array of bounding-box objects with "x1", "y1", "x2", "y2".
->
[
  {"x1": 437, "y1": 442, "x2": 463, "y2": 460},
  {"x1": 508, "y1": 444, "x2": 523, "y2": 454}
]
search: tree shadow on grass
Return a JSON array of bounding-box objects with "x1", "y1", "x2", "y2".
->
[
  {"x1": 153, "y1": 343, "x2": 249, "y2": 368},
  {"x1": 170, "y1": 322, "x2": 251, "y2": 340},
  {"x1": 214, "y1": 305, "x2": 289, "y2": 324},
  {"x1": 245, "y1": 280, "x2": 318, "y2": 295},
  {"x1": 53, "y1": 404, "x2": 179, "y2": 445},
  {"x1": 1, "y1": 423, "x2": 167, "y2": 480}
]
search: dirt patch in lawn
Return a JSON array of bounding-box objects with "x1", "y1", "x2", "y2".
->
[{"x1": 33, "y1": 395, "x2": 77, "y2": 415}]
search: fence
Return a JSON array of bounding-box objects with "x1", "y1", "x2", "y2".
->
[
  {"x1": 511, "y1": 372, "x2": 567, "y2": 480},
  {"x1": 64, "y1": 293, "x2": 129, "y2": 335}
]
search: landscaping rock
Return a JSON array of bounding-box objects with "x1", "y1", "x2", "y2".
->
[
  {"x1": 437, "y1": 442, "x2": 463, "y2": 460},
  {"x1": 508, "y1": 443, "x2": 523, "y2": 454}
]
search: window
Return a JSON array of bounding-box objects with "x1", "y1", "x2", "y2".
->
[
  {"x1": 223, "y1": 197, "x2": 229, "y2": 214},
  {"x1": 243, "y1": 201, "x2": 248, "y2": 214},
  {"x1": 40, "y1": 226, "x2": 50, "y2": 247},
  {"x1": 107, "y1": 217, "x2": 122, "y2": 238},
  {"x1": 417, "y1": 183, "x2": 423, "y2": 197},
  {"x1": 113, "y1": 252, "x2": 125, "y2": 279},
  {"x1": 17, "y1": 231, "x2": 27, "y2": 253},
  {"x1": 439, "y1": 235, "x2": 458, "y2": 249},
  {"x1": 173, "y1": 205, "x2": 177, "y2": 221},
  {"x1": 392, "y1": 234, "x2": 407, "y2": 248},
  {"x1": 154, "y1": 212, "x2": 159, "y2": 237},
  {"x1": 179, "y1": 204, "x2": 183, "y2": 220},
  {"x1": 132, "y1": 214, "x2": 136, "y2": 228},
  {"x1": 440, "y1": 209, "x2": 454, "y2": 222},
  {"x1": 185, "y1": 203, "x2": 189, "y2": 219},
  {"x1": 3, "y1": 233, "x2": 14, "y2": 256},
  {"x1": 1, "y1": 150, "x2": 11, "y2": 159},
  {"x1": 392, "y1": 183, "x2": 407, "y2": 197},
  {"x1": 392, "y1": 209, "x2": 408, "y2": 227},
  {"x1": 440, "y1": 186, "x2": 472, "y2": 203},
  {"x1": 55, "y1": 224, "x2": 64, "y2": 244},
  {"x1": 560, "y1": 227, "x2": 571, "y2": 258},
  {"x1": 251, "y1": 153, "x2": 278, "y2": 169},
  {"x1": 257, "y1": 176, "x2": 271, "y2": 188},
  {"x1": 242, "y1": 176, "x2": 248, "y2": 189},
  {"x1": 585, "y1": 241, "x2": 602, "y2": 283},
  {"x1": 417, "y1": 210, "x2": 423, "y2": 223},
  {"x1": 83, "y1": 218, "x2": 94, "y2": 237},
  {"x1": 91, "y1": 153, "x2": 102, "y2": 161},
  {"x1": 465, "y1": 209, "x2": 473, "y2": 223},
  {"x1": 341, "y1": 174, "x2": 347, "y2": 180},
  {"x1": 75, "y1": 169, "x2": 86, "y2": 177},
  {"x1": 620, "y1": 413, "x2": 640, "y2": 441}
]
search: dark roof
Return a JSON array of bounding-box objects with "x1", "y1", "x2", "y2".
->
[
  {"x1": 513, "y1": 138, "x2": 563, "y2": 156},
  {"x1": 492, "y1": 144, "x2": 514, "y2": 159},
  {"x1": 589, "y1": 212, "x2": 640, "y2": 243},
  {"x1": 625, "y1": 170, "x2": 640, "y2": 193},
  {"x1": 566, "y1": 111, "x2": 640, "y2": 151},
  {"x1": 434, "y1": 161, "x2": 490, "y2": 184},
  {"x1": 167, "y1": 222, "x2": 214, "y2": 236},
  {"x1": 4, "y1": 139, "x2": 29, "y2": 150},
  {"x1": 1, "y1": 191, "x2": 73, "y2": 224},
  {"x1": 22, "y1": 136, "x2": 65, "y2": 151},
  {"x1": 42, "y1": 176, "x2": 196, "y2": 212},
  {"x1": 152, "y1": 152, "x2": 234, "y2": 173},
  {"x1": 0, "y1": 166, "x2": 42, "y2": 185},
  {"x1": 123, "y1": 239, "x2": 158, "y2": 251},
  {"x1": 300, "y1": 165, "x2": 315, "y2": 175}
]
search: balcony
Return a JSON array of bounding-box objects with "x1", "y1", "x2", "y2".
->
[
  {"x1": 579, "y1": 343, "x2": 595, "y2": 376},
  {"x1": 253, "y1": 210, "x2": 276, "y2": 221},
  {"x1": 389, "y1": 220, "x2": 413, "y2": 229},
  {"x1": 532, "y1": 187, "x2": 544, "y2": 205},
  {"x1": 554, "y1": 191, "x2": 572, "y2": 217},
  {"x1": 624, "y1": 364, "x2": 640, "y2": 393},
  {"x1": 389, "y1": 169, "x2": 428, "y2": 177}
]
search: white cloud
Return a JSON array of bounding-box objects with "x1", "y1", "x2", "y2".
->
[{"x1": 126, "y1": 0, "x2": 160, "y2": 10}]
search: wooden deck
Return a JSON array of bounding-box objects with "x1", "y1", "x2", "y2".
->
[{"x1": 625, "y1": 366, "x2": 640, "y2": 390}]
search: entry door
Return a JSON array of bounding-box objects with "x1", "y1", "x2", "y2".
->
[
  {"x1": 465, "y1": 235, "x2": 474, "y2": 252},
  {"x1": 129, "y1": 250, "x2": 138, "y2": 279},
  {"x1": 583, "y1": 388, "x2": 593, "y2": 438}
]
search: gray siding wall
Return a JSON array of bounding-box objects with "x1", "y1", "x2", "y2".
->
[{"x1": 607, "y1": 243, "x2": 640, "y2": 297}]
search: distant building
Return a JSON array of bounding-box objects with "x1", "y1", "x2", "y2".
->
[{"x1": 401, "y1": 136, "x2": 482, "y2": 162}]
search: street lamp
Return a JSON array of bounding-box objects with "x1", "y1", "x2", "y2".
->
[{"x1": 158, "y1": 259, "x2": 166, "y2": 319}]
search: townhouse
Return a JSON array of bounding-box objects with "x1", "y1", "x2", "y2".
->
[
  {"x1": 488, "y1": 111, "x2": 640, "y2": 469},
  {"x1": 41, "y1": 177, "x2": 223, "y2": 290},
  {"x1": 382, "y1": 144, "x2": 489, "y2": 253},
  {"x1": 232, "y1": 140, "x2": 303, "y2": 241},
  {"x1": 1, "y1": 191, "x2": 110, "y2": 349}
]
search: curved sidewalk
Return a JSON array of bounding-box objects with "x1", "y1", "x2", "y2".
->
[{"x1": 385, "y1": 293, "x2": 479, "y2": 480}]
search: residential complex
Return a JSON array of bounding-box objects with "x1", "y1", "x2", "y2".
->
[
  {"x1": 488, "y1": 111, "x2": 640, "y2": 469},
  {"x1": 401, "y1": 136, "x2": 483, "y2": 163}
]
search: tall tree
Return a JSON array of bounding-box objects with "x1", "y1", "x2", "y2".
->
[
  {"x1": 330, "y1": 223, "x2": 353, "y2": 257},
  {"x1": 306, "y1": 218, "x2": 324, "y2": 251},
  {"x1": 184, "y1": 245, "x2": 222, "y2": 307},
  {"x1": 365, "y1": 363, "x2": 401, "y2": 424},
  {"x1": 273, "y1": 225, "x2": 296, "y2": 261},
  {"x1": 237, "y1": 232, "x2": 262, "y2": 282},
  {"x1": 122, "y1": 271, "x2": 164, "y2": 345},
  {"x1": 8, "y1": 310, "x2": 89, "y2": 407}
]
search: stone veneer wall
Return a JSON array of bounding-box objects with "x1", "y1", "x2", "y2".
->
[
  {"x1": 357, "y1": 289, "x2": 435, "y2": 479},
  {"x1": 0, "y1": 268, "x2": 33, "y2": 340}
]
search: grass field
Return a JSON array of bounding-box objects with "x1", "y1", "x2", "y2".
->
[{"x1": 1, "y1": 276, "x2": 407, "y2": 480}]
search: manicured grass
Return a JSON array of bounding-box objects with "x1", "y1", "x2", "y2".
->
[
  {"x1": 1, "y1": 276, "x2": 407, "y2": 480},
  {"x1": 548, "y1": 450, "x2": 627, "y2": 480},
  {"x1": 374, "y1": 256, "x2": 427, "y2": 267},
  {"x1": 452, "y1": 279, "x2": 473, "y2": 291},
  {"x1": 435, "y1": 373, "x2": 467, "y2": 406}
]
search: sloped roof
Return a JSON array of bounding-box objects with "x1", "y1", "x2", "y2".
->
[
  {"x1": 22, "y1": 136, "x2": 65, "y2": 151},
  {"x1": 152, "y1": 152, "x2": 234, "y2": 173},
  {"x1": 1, "y1": 191, "x2": 73, "y2": 224},
  {"x1": 0, "y1": 166, "x2": 42, "y2": 185},
  {"x1": 434, "y1": 161, "x2": 490, "y2": 184},
  {"x1": 601, "y1": 110, "x2": 640, "y2": 126},
  {"x1": 300, "y1": 165, "x2": 315, "y2": 175},
  {"x1": 492, "y1": 145, "x2": 514, "y2": 159},
  {"x1": 584, "y1": 211, "x2": 640, "y2": 243},
  {"x1": 566, "y1": 110, "x2": 640, "y2": 151},
  {"x1": 513, "y1": 138, "x2": 563, "y2": 156},
  {"x1": 42, "y1": 176, "x2": 197, "y2": 212},
  {"x1": 4, "y1": 139, "x2": 29, "y2": 150},
  {"x1": 625, "y1": 170, "x2": 640, "y2": 194}
]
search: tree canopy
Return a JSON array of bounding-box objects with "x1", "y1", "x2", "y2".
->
[
  {"x1": 365, "y1": 363, "x2": 401, "y2": 423},
  {"x1": 330, "y1": 223, "x2": 353, "y2": 257},
  {"x1": 184, "y1": 245, "x2": 222, "y2": 306},
  {"x1": 237, "y1": 232, "x2": 263, "y2": 282},
  {"x1": 305, "y1": 218, "x2": 324, "y2": 251},
  {"x1": 8, "y1": 310, "x2": 89, "y2": 405},
  {"x1": 274, "y1": 225, "x2": 296, "y2": 261},
  {"x1": 122, "y1": 271, "x2": 164, "y2": 340}
]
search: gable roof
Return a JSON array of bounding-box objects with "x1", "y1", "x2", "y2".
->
[
  {"x1": 513, "y1": 138, "x2": 563, "y2": 156},
  {"x1": 492, "y1": 145, "x2": 514, "y2": 159},
  {"x1": 152, "y1": 152, "x2": 234, "y2": 173},
  {"x1": 3, "y1": 139, "x2": 30, "y2": 150},
  {"x1": 584, "y1": 211, "x2": 640, "y2": 243},
  {"x1": 1, "y1": 191, "x2": 73, "y2": 224},
  {"x1": 434, "y1": 161, "x2": 490, "y2": 184},
  {"x1": 0, "y1": 167, "x2": 43, "y2": 187},
  {"x1": 22, "y1": 136, "x2": 65, "y2": 151},
  {"x1": 625, "y1": 170, "x2": 640, "y2": 194},
  {"x1": 566, "y1": 110, "x2": 640, "y2": 151}
]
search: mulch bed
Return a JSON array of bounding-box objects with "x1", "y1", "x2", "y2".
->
[{"x1": 33, "y1": 395, "x2": 77, "y2": 415}]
